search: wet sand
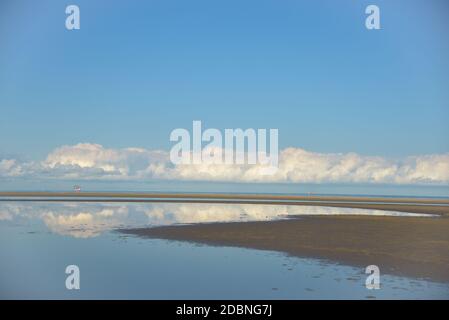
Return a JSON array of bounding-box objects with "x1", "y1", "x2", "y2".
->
[
  {"x1": 120, "y1": 215, "x2": 449, "y2": 283},
  {"x1": 1, "y1": 192, "x2": 449, "y2": 216}
]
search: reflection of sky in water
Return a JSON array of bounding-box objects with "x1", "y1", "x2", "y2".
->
[
  {"x1": 0, "y1": 202, "x2": 433, "y2": 238},
  {"x1": 1, "y1": 202, "x2": 448, "y2": 299}
]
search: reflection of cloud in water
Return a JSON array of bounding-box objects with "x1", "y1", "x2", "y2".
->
[
  {"x1": 0, "y1": 202, "x2": 432, "y2": 238},
  {"x1": 141, "y1": 204, "x2": 288, "y2": 225},
  {"x1": 140, "y1": 203, "x2": 432, "y2": 225},
  {"x1": 0, "y1": 203, "x2": 133, "y2": 238},
  {"x1": 0, "y1": 210, "x2": 13, "y2": 221},
  {"x1": 42, "y1": 207, "x2": 129, "y2": 238}
]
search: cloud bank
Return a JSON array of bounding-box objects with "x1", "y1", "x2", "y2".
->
[{"x1": 1, "y1": 143, "x2": 448, "y2": 184}]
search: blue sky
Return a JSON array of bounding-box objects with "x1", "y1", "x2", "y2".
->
[{"x1": 0, "y1": 0, "x2": 448, "y2": 161}]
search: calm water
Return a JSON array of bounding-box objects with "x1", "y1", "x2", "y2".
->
[{"x1": 0, "y1": 201, "x2": 448, "y2": 299}]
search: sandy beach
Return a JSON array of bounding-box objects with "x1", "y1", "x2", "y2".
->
[
  {"x1": 121, "y1": 214, "x2": 449, "y2": 283},
  {"x1": 1, "y1": 192, "x2": 449, "y2": 216}
]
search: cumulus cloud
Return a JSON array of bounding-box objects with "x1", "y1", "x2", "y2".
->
[
  {"x1": 153, "y1": 148, "x2": 449, "y2": 184},
  {"x1": 43, "y1": 143, "x2": 167, "y2": 179},
  {"x1": 0, "y1": 143, "x2": 448, "y2": 184},
  {"x1": 0, "y1": 159, "x2": 24, "y2": 177}
]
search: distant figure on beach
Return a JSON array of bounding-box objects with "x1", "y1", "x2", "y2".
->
[{"x1": 73, "y1": 185, "x2": 81, "y2": 192}]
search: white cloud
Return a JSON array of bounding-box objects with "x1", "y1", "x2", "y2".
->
[
  {"x1": 42, "y1": 143, "x2": 167, "y2": 179},
  {"x1": 0, "y1": 143, "x2": 448, "y2": 184},
  {"x1": 0, "y1": 159, "x2": 24, "y2": 177}
]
